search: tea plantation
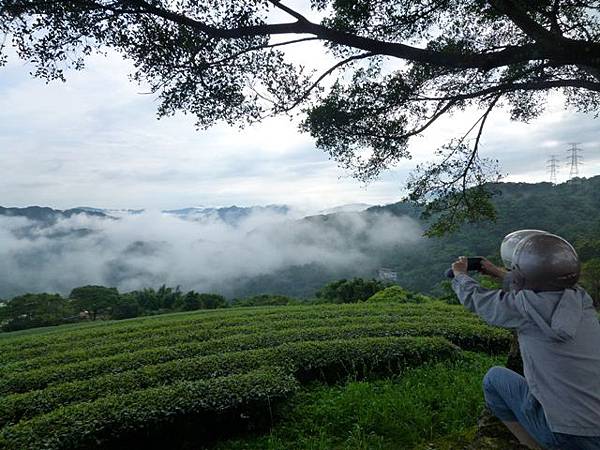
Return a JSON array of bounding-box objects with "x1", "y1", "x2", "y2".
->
[{"x1": 0, "y1": 301, "x2": 512, "y2": 449}]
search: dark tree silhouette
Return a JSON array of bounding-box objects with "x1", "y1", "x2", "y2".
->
[{"x1": 2, "y1": 0, "x2": 599, "y2": 232}]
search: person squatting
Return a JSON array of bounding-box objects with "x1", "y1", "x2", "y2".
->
[{"x1": 451, "y1": 230, "x2": 600, "y2": 450}]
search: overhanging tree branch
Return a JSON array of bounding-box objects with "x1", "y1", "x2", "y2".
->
[
  {"x1": 29, "y1": 0, "x2": 595, "y2": 70},
  {"x1": 280, "y1": 51, "x2": 374, "y2": 112},
  {"x1": 3, "y1": 0, "x2": 600, "y2": 235}
]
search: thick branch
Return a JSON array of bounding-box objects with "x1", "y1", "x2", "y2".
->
[
  {"x1": 100, "y1": 0, "x2": 596, "y2": 70},
  {"x1": 414, "y1": 78, "x2": 600, "y2": 101},
  {"x1": 489, "y1": 0, "x2": 600, "y2": 66},
  {"x1": 267, "y1": 0, "x2": 310, "y2": 23},
  {"x1": 8, "y1": 0, "x2": 600, "y2": 71},
  {"x1": 489, "y1": 0, "x2": 561, "y2": 43},
  {"x1": 550, "y1": 0, "x2": 561, "y2": 34}
]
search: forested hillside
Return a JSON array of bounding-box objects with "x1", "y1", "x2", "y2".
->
[
  {"x1": 370, "y1": 177, "x2": 599, "y2": 294},
  {"x1": 246, "y1": 177, "x2": 600, "y2": 297},
  {"x1": 1, "y1": 178, "x2": 598, "y2": 301}
]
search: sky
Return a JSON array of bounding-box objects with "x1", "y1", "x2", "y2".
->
[{"x1": 1, "y1": 7, "x2": 599, "y2": 211}]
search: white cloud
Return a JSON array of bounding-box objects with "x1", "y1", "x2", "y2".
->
[
  {"x1": 0, "y1": 37, "x2": 598, "y2": 210},
  {"x1": 0, "y1": 210, "x2": 423, "y2": 298}
]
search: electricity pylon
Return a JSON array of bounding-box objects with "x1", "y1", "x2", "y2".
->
[
  {"x1": 547, "y1": 155, "x2": 559, "y2": 185},
  {"x1": 566, "y1": 143, "x2": 583, "y2": 180}
]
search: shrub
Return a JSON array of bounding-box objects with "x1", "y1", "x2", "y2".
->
[
  {"x1": 0, "y1": 302, "x2": 511, "y2": 449},
  {"x1": 0, "y1": 303, "x2": 478, "y2": 366},
  {"x1": 316, "y1": 278, "x2": 390, "y2": 303},
  {"x1": 231, "y1": 294, "x2": 298, "y2": 307},
  {"x1": 367, "y1": 286, "x2": 435, "y2": 304},
  {"x1": 0, "y1": 318, "x2": 509, "y2": 396},
  {"x1": 0, "y1": 336, "x2": 458, "y2": 425},
  {"x1": 0, "y1": 368, "x2": 298, "y2": 450}
]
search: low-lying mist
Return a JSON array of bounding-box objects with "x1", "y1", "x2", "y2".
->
[{"x1": 0, "y1": 209, "x2": 424, "y2": 299}]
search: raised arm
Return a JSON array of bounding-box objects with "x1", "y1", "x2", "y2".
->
[{"x1": 451, "y1": 257, "x2": 526, "y2": 329}]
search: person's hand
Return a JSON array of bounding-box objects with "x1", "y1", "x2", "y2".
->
[
  {"x1": 452, "y1": 256, "x2": 468, "y2": 277},
  {"x1": 480, "y1": 258, "x2": 507, "y2": 279}
]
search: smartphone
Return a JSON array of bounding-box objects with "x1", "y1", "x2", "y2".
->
[
  {"x1": 467, "y1": 257, "x2": 483, "y2": 272},
  {"x1": 445, "y1": 256, "x2": 484, "y2": 278}
]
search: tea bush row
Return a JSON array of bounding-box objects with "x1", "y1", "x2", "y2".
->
[
  {"x1": 0, "y1": 320, "x2": 510, "y2": 395},
  {"x1": 0, "y1": 367, "x2": 298, "y2": 450},
  {"x1": 0, "y1": 336, "x2": 458, "y2": 426},
  {"x1": 1, "y1": 309, "x2": 482, "y2": 372},
  {"x1": 0, "y1": 302, "x2": 472, "y2": 354}
]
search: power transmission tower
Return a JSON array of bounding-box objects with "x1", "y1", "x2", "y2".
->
[
  {"x1": 547, "y1": 154, "x2": 559, "y2": 184},
  {"x1": 566, "y1": 143, "x2": 583, "y2": 180}
]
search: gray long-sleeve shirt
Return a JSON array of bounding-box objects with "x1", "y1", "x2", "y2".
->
[{"x1": 452, "y1": 273, "x2": 600, "y2": 436}]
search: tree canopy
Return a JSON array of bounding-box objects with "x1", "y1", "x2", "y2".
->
[
  {"x1": 0, "y1": 293, "x2": 74, "y2": 331},
  {"x1": 69, "y1": 285, "x2": 120, "y2": 319},
  {"x1": 316, "y1": 277, "x2": 389, "y2": 303},
  {"x1": 2, "y1": 0, "x2": 599, "y2": 232}
]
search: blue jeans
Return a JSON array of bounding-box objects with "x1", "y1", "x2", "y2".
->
[{"x1": 483, "y1": 366, "x2": 600, "y2": 450}]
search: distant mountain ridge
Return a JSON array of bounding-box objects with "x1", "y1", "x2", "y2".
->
[
  {"x1": 0, "y1": 204, "x2": 292, "y2": 225},
  {"x1": 163, "y1": 205, "x2": 290, "y2": 225},
  {"x1": 229, "y1": 176, "x2": 600, "y2": 297},
  {"x1": 318, "y1": 203, "x2": 373, "y2": 215},
  {"x1": 2, "y1": 176, "x2": 599, "y2": 299},
  {"x1": 0, "y1": 206, "x2": 108, "y2": 224}
]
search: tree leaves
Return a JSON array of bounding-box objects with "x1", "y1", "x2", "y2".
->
[{"x1": 2, "y1": 0, "x2": 599, "y2": 234}]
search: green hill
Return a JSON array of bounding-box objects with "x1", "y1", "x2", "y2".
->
[
  {"x1": 242, "y1": 176, "x2": 600, "y2": 298},
  {"x1": 375, "y1": 176, "x2": 600, "y2": 295},
  {"x1": 0, "y1": 300, "x2": 512, "y2": 450}
]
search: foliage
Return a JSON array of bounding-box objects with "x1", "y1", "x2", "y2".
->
[
  {"x1": 438, "y1": 280, "x2": 460, "y2": 305},
  {"x1": 231, "y1": 294, "x2": 298, "y2": 307},
  {"x1": 176, "y1": 291, "x2": 228, "y2": 310},
  {"x1": 0, "y1": 303, "x2": 481, "y2": 368},
  {"x1": 215, "y1": 353, "x2": 504, "y2": 450},
  {"x1": 130, "y1": 285, "x2": 183, "y2": 311},
  {"x1": 581, "y1": 258, "x2": 600, "y2": 309},
  {"x1": 367, "y1": 285, "x2": 435, "y2": 304},
  {"x1": 110, "y1": 294, "x2": 140, "y2": 319},
  {"x1": 0, "y1": 294, "x2": 74, "y2": 332},
  {"x1": 316, "y1": 278, "x2": 390, "y2": 303},
  {"x1": 575, "y1": 237, "x2": 600, "y2": 262},
  {"x1": 69, "y1": 285, "x2": 119, "y2": 320},
  {"x1": 0, "y1": 317, "x2": 508, "y2": 395},
  {"x1": 2, "y1": 283, "x2": 233, "y2": 332},
  {"x1": 0, "y1": 302, "x2": 510, "y2": 448},
  {"x1": 0, "y1": 368, "x2": 298, "y2": 450},
  {"x1": 3, "y1": 1, "x2": 599, "y2": 230},
  {"x1": 0, "y1": 336, "x2": 458, "y2": 426},
  {"x1": 365, "y1": 176, "x2": 600, "y2": 297}
]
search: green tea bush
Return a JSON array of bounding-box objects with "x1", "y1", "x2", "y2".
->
[
  {"x1": 367, "y1": 286, "x2": 436, "y2": 304},
  {"x1": 0, "y1": 319, "x2": 509, "y2": 395},
  {"x1": 0, "y1": 336, "x2": 458, "y2": 425},
  {"x1": 0, "y1": 303, "x2": 473, "y2": 363},
  {"x1": 0, "y1": 306, "x2": 476, "y2": 371},
  {"x1": 0, "y1": 302, "x2": 511, "y2": 450},
  {"x1": 0, "y1": 368, "x2": 298, "y2": 450}
]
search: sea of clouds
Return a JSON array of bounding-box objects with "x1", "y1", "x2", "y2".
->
[{"x1": 0, "y1": 209, "x2": 423, "y2": 299}]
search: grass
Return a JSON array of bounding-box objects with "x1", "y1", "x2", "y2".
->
[
  {"x1": 0, "y1": 302, "x2": 510, "y2": 449},
  {"x1": 212, "y1": 352, "x2": 504, "y2": 450}
]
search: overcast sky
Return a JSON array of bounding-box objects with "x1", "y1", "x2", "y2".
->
[{"x1": 1, "y1": 29, "x2": 599, "y2": 211}]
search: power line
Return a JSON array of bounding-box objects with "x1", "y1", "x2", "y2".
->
[
  {"x1": 547, "y1": 154, "x2": 560, "y2": 184},
  {"x1": 566, "y1": 143, "x2": 583, "y2": 180}
]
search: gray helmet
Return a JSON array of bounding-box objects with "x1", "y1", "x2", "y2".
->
[
  {"x1": 511, "y1": 233, "x2": 580, "y2": 291},
  {"x1": 500, "y1": 229, "x2": 548, "y2": 269}
]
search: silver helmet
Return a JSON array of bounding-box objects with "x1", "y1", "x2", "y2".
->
[
  {"x1": 511, "y1": 233, "x2": 580, "y2": 291},
  {"x1": 500, "y1": 229, "x2": 549, "y2": 269}
]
